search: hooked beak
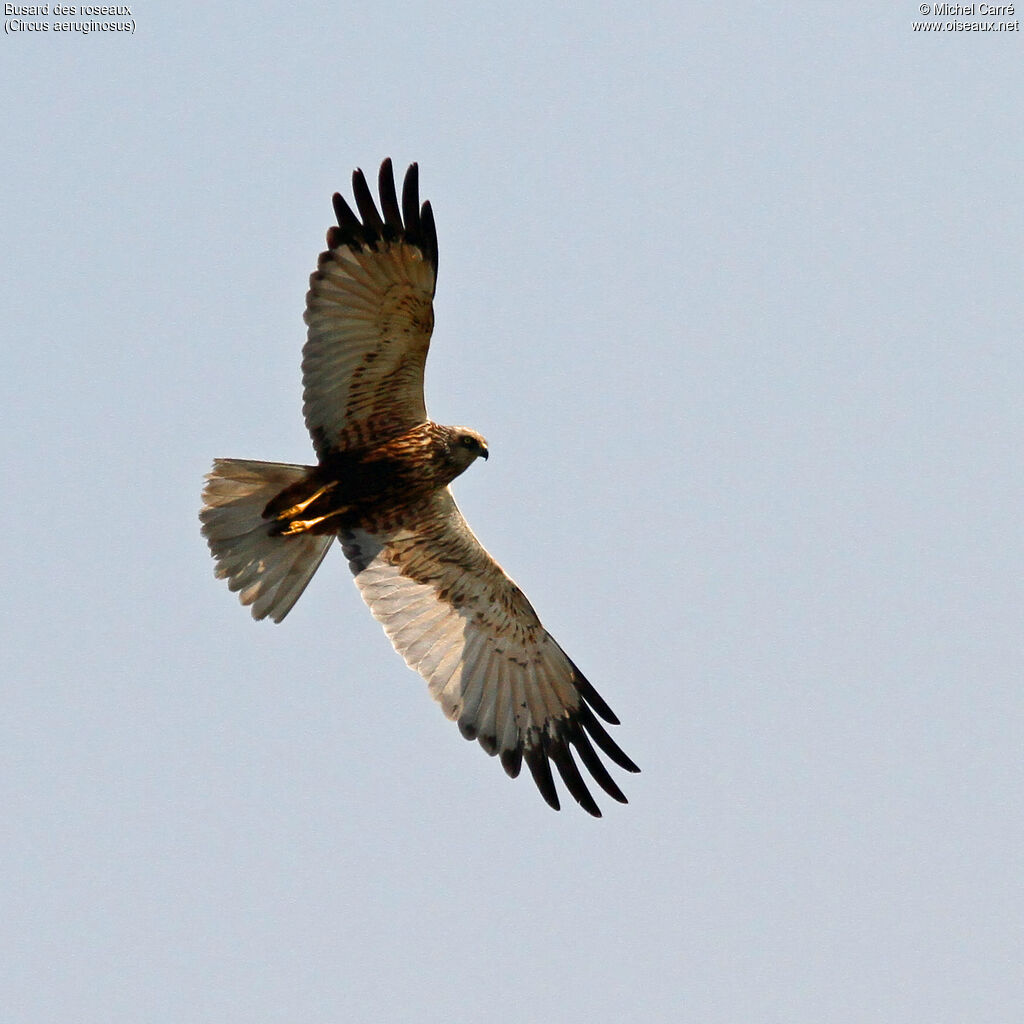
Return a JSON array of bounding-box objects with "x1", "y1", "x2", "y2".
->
[{"x1": 480, "y1": 445, "x2": 489, "y2": 460}]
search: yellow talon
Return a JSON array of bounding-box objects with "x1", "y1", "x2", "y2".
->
[{"x1": 276, "y1": 481, "x2": 337, "y2": 519}]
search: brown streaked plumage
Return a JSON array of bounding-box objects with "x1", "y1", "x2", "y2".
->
[{"x1": 200, "y1": 159, "x2": 639, "y2": 816}]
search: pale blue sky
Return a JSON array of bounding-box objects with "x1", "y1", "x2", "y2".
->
[{"x1": 3, "y1": 3, "x2": 1023, "y2": 1021}]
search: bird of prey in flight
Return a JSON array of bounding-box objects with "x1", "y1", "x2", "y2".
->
[{"x1": 200, "y1": 160, "x2": 639, "y2": 815}]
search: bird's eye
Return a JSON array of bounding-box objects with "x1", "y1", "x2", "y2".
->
[{"x1": 460, "y1": 435, "x2": 477, "y2": 449}]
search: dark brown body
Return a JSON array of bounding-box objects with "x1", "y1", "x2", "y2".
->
[{"x1": 263, "y1": 421, "x2": 487, "y2": 537}]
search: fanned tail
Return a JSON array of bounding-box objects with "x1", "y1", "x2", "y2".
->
[{"x1": 200, "y1": 458, "x2": 334, "y2": 622}]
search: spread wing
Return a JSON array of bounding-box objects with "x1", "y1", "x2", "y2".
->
[
  {"x1": 302, "y1": 159, "x2": 439, "y2": 458},
  {"x1": 339, "y1": 492, "x2": 640, "y2": 817}
]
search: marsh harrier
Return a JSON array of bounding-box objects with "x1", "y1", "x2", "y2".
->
[{"x1": 200, "y1": 161, "x2": 639, "y2": 815}]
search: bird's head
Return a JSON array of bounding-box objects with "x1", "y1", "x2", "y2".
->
[{"x1": 446, "y1": 426, "x2": 489, "y2": 473}]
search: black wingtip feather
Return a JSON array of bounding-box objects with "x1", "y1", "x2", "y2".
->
[
  {"x1": 578, "y1": 704, "x2": 641, "y2": 774},
  {"x1": 500, "y1": 746, "x2": 523, "y2": 779},
  {"x1": 547, "y1": 734, "x2": 602, "y2": 817},
  {"x1": 420, "y1": 200, "x2": 438, "y2": 275},
  {"x1": 401, "y1": 162, "x2": 421, "y2": 237},
  {"x1": 325, "y1": 160, "x2": 437, "y2": 280},
  {"x1": 458, "y1": 663, "x2": 637, "y2": 815},
  {"x1": 569, "y1": 658, "x2": 620, "y2": 724},
  {"x1": 331, "y1": 192, "x2": 362, "y2": 233},
  {"x1": 377, "y1": 158, "x2": 403, "y2": 237},
  {"x1": 523, "y1": 743, "x2": 561, "y2": 811},
  {"x1": 569, "y1": 723, "x2": 629, "y2": 804},
  {"x1": 351, "y1": 167, "x2": 384, "y2": 236}
]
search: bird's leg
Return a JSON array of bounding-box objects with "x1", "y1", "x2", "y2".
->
[
  {"x1": 271, "y1": 480, "x2": 338, "y2": 520},
  {"x1": 277, "y1": 507, "x2": 349, "y2": 536},
  {"x1": 267, "y1": 480, "x2": 352, "y2": 536}
]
